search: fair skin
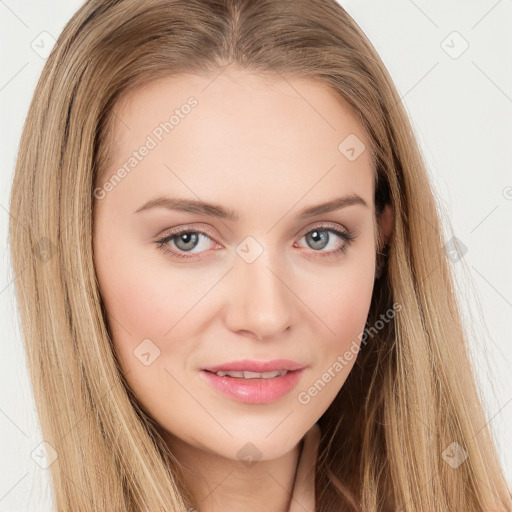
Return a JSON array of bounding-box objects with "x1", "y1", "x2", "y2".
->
[{"x1": 92, "y1": 68, "x2": 392, "y2": 512}]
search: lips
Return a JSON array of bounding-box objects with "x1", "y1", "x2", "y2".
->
[
  {"x1": 201, "y1": 358, "x2": 306, "y2": 373},
  {"x1": 200, "y1": 366, "x2": 306, "y2": 404}
]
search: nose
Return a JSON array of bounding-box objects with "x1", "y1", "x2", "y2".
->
[{"x1": 223, "y1": 251, "x2": 295, "y2": 340}]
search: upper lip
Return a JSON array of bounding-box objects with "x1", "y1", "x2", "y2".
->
[{"x1": 202, "y1": 359, "x2": 306, "y2": 373}]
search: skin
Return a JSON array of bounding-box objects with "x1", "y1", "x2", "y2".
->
[{"x1": 92, "y1": 68, "x2": 393, "y2": 512}]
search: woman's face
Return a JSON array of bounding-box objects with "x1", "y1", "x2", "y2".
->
[{"x1": 92, "y1": 69, "x2": 386, "y2": 461}]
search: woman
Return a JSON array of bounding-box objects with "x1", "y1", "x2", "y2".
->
[{"x1": 9, "y1": 0, "x2": 512, "y2": 511}]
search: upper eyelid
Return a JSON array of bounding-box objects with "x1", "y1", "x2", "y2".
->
[
  {"x1": 164, "y1": 220, "x2": 350, "y2": 240},
  {"x1": 295, "y1": 221, "x2": 350, "y2": 238}
]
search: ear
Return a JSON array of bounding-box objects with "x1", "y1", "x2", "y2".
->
[
  {"x1": 377, "y1": 203, "x2": 393, "y2": 246},
  {"x1": 374, "y1": 203, "x2": 393, "y2": 280}
]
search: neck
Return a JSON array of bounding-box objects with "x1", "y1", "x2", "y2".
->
[{"x1": 165, "y1": 433, "x2": 304, "y2": 512}]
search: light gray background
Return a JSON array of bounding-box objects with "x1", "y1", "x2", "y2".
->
[{"x1": 1, "y1": 1, "x2": 511, "y2": 510}]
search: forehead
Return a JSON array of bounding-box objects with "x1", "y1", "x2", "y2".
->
[
  {"x1": 113, "y1": 69, "x2": 370, "y2": 148},
  {"x1": 99, "y1": 69, "x2": 375, "y2": 216}
]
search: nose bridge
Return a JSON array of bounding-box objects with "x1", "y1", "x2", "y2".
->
[{"x1": 226, "y1": 245, "x2": 294, "y2": 338}]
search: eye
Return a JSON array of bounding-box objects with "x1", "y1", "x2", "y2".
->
[
  {"x1": 154, "y1": 222, "x2": 357, "y2": 261},
  {"x1": 155, "y1": 225, "x2": 219, "y2": 261},
  {"x1": 294, "y1": 223, "x2": 356, "y2": 260}
]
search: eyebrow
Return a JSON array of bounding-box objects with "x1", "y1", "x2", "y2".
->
[{"x1": 133, "y1": 193, "x2": 368, "y2": 220}]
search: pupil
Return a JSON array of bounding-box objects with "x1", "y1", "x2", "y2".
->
[
  {"x1": 307, "y1": 230, "x2": 328, "y2": 250},
  {"x1": 176, "y1": 232, "x2": 198, "y2": 251}
]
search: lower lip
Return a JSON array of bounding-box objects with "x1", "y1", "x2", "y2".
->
[{"x1": 200, "y1": 369, "x2": 305, "y2": 404}]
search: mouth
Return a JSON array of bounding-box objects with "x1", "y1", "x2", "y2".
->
[
  {"x1": 200, "y1": 365, "x2": 306, "y2": 404},
  {"x1": 203, "y1": 369, "x2": 292, "y2": 379},
  {"x1": 201, "y1": 358, "x2": 306, "y2": 374}
]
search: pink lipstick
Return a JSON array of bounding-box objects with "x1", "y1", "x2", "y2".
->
[{"x1": 200, "y1": 359, "x2": 306, "y2": 404}]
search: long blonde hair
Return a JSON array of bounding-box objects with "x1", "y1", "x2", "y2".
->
[{"x1": 9, "y1": 0, "x2": 511, "y2": 510}]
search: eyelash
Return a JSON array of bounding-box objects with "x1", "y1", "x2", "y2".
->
[{"x1": 154, "y1": 223, "x2": 357, "y2": 262}]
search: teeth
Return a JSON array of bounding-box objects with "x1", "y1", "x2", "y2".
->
[
  {"x1": 214, "y1": 370, "x2": 288, "y2": 379},
  {"x1": 215, "y1": 370, "x2": 244, "y2": 378}
]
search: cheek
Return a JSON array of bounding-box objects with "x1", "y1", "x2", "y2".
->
[
  {"x1": 334, "y1": 267, "x2": 374, "y2": 336},
  {"x1": 93, "y1": 230, "x2": 223, "y2": 395},
  {"x1": 292, "y1": 253, "x2": 375, "y2": 415},
  {"x1": 92, "y1": 245, "x2": 203, "y2": 425},
  {"x1": 95, "y1": 262, "x2": 191, "y2": 368},
  {"x1": 301, "y1": 246, "x2": 376, "y2": 351},
  {"x1": 92, "y1": 222, "x2": 182, "y2": 366}
]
